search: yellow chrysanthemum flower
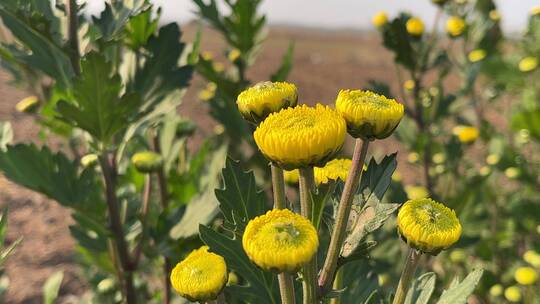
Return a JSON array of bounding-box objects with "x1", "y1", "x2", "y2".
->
[
  {"x1": 15, "y1": 96, "x2": 40, "y2": 113},
  {"x1": 131, "y1": 151, "x2": 163, "y2": 173},
  {"x1": 228, "y1": 48, "x2": 241, "y2": 62},
  {"x1": 489, "y1": 284, "x2": 503, "y2": 297},
  {"x1": 403, "y1": 79, "x2": 415, "y2": 91},
  {"x1": 531, "y1": 6, "x2": 540, "y2": 16},
  {"x1": 283, "y1": 169, "x2": 299, "y2": 185},
  {"x1": 243, "y1": 209, "x2": 319, "y2": 273},
  {"x1": 523, "y1": 250, "x2": 540, "y2": 268},
  {"x1": 468, "y1": 49, "x2": 487, "y2": 63},
  {"x1": 453, "y1": 125, "x2": 479, "y2": 144},
  {"x1": 504, "y1": 286, "x2": 522, "y2": 302},
  {"x1": 515, "y1": 267, "x2": 538, "y2": 285},
  {"x1": 372, "y1": 12, "x2": 388, "y2": 28},
  {"x1": 81, "y1": 154, "x2": 98, "y2": 168},
  {"x1": 254, "y1": 104, "x2": 346, "y2": 170},
  {"x1": 335, "y1": 90, "x2": 404, "y2": 140},
  {"x1": 404, "y1": 185, "x2": 429, "y2": 200},
  {"x1": 314, "y1": 158, "x2": 352, "y2": 185},
  {"x1": 397, "y1": 198, "x2": 462, "y2": 255},
  {"x1": 489, "y1": 10, "x2": 501, "y2": 22},
  {"x1": 406, "y1": 17, "x2": 424, "y2": 36},
  {"x1": 407, "y1": 152, "x2": 419, "y2": 163},
  {"x1": 519, "y1": 57, "x2": 538, "y2": 72},
  {"x1": 446, "y1": 16, "x2": 466, "y2": 37},
  {"x1": 486, "y1": 154, "x2": 500, "y2": 165},
  {"x1": 170, "y1": 246, "x2": 227, "y2": 301},
  {"x1": 237, "y1": 81, "x2": 298, "y2": 124},
  {"x1": 504, "y1": 167, "x2": 520, "y2": 179}
]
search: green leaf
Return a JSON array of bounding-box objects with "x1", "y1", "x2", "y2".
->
[
  {"x1": 56, "y1": 52, "x2": 142, "y2": 143},
  {"x1": 358, "y1": 153, "x2": 398, "y2": 205},
  {"x1": 512, "y1": 108, "x2": 540, "y2": 140},
  {"x1": 125, "y1": 6, "x2": 159, "y2": 50},
  {"x1": 199, "y1": 225, "x2": 279, "y2": 304},
  {"x1": 42, "y1": 271, "x2": 64, "y2": 304},
  {"x1": 0, "y1": 144, "x2": 103, "y2": 211},
  {"x1": 436, "y1": 269, "x2": 484, "y2": 304},
  {"x1": 404, "y1": 272, "x2": 436, "y2": 304},
  {"x1": 271, "y1": 42, "x2": 295, "y2": 82},
  {"x1": 215, "y1": 158, "x2": 269, "y2": 231},
  {"x1": 92, "y1": 1, "x2": 145, "y2": 40},
  {"x1": 382, "y1": 14, "x2": 416, "y2": 70}
]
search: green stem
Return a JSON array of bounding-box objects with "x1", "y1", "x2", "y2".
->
[
  {"x1": 299, "y1": 167, "x2": 317, "y2": 304},
  {"x1": 66, "y1": 0, "x2": 80, "y2": 75},
  {"x1": 392, "y1": 248, "x2": 421, "y2": 304},
  {"x1": 329, "y1": 268, "x2": 344, "y2": 304},
  {"x1": 318, "y1": 139, "x2": 370, "y2": 295},
  {"x1": 99, "y1": 153, "x2": 136, "y2": 304},
  {"x1": 271, "y1": 164, "x2": 296, "y2": 304}
]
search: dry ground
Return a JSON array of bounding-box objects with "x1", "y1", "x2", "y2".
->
[{"x1": 0, "y1": 25, "x2": 501, "y2": 303}]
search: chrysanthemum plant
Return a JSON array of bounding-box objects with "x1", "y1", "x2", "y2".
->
[
  {"x1": 0, "y1": 0, "x2": 231, "y2": 302},
  {"x1": 174, "y1": 83, "x2": 484, "y2": 304}
]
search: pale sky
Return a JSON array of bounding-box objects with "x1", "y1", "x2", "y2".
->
[{"x1": 86, "y1": 0, "x2": 539, "y2": 32}]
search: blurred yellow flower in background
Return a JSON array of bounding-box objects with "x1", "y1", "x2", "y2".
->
[
  {"x1": 514, "y1": 267, "x2": 538, "y2": 285},
  {"x1": 519, "y1": 57, "x2": 538, "y2": 72},
  {"x1": 504, "y1": 167, "x2": 520, "y2": 179},
  {"x1": 489, "y1": 284, "x2": 503, "y2": 297},
  {"x1": 15, "y1": 96, "x2": 39, "y2": 113},
  {"x1": 397, "y1": 198, "x2": 461, "y2": 254},
  {"x1": 404, "y1": 185, "x2": 429, "y2": 200},
  {"x1": 406, "y1": 17, "x2": 424, "y2": 36},
  {"x1": 453, "y1": 125, "x2": 479, "y2": 144},
  {"x1": 314, "y1": 158, "x2": 352, "y2": 184},
  {"x1": 489, "y1": 10, "x2": 501, "y2": 22},
  {"x1": 486, "y1": 154, "x2": 500, "y2": 165},
  {"x1": 403, "y1": 79, "x2": 415, "y2": 91},
  {"x1": 372, "y1": 12, "x2": 388, "y2": 28},
  {"x1": 228, "y1": 48, "x2": 241, "y2": 62},
  {"x1": 283, "y1": 169, "x2": 299, "y2": 185},
  {"x1": 531, "y1": 6, "x2": 540, "y2": 16},
  {"x1": 523, "y1": 250, "x2": 540, "y2": 267},
  {"x1": 237, "y1": 81, "x2": 298, "y2": 124},
  {"x1": 170, "y1": 246, "x2": 227, "y2": 301},
  {"x1": 504, "y1": 286, "x2": 522, "y2": 302},
  {"x1": 243, "y1": 209, "x2": 318, "y2": 272},
  {"x1": 335, "y1": 90, "x2": 404, "y2": 140},
  {"x1": 446, "y1": 16, "x2": 466, "y2": 37},
  {"x1": 407, "y1": 152, "x2": 419, "y2": 163},
  {"x1": 468, "y1": 49, "x2": 486, "y2": 62},
  {"x1": 81, "y1": 154, "x2": 98, "y2": 168},
  {"x1": 449, "y1": 249, "x2": 467, "y2": 263},
  {"x1": 254, "y1": 104, "x2": 346, "y2": 170},
  {"x1": 131, "y1": 151, "x2": 163, "y2": 173},
  {"x1": 201, "y1": 51, "x2": 214, "y2": 61}
]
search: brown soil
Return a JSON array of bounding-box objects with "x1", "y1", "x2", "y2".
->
[{"x1": 0, "y1": 25, "x2": 463, "y2": 303}]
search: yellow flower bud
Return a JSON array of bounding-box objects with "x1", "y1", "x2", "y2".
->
[
  {"x1": 504, "y1": 286, "x2": 522, "y2": 302},
  {"x1": 227, "y1": 271, "x2": 239, "y2": 286},
  {"x1": 403, "y1": 80, "x2": 415, "y2": 91},
  {"x1": 237, "y1": 81, "x2": 298, "y2": 124},
  {"x1": 489, "y1": 284, "x2": 503, "y2": 297},
  {"x1": 283, "y1": 169, "x2": 299, "y2": 185},
  {"x1": 314, "y1": 158, "x2": 351, "y2": 185},
  {"x1": 468, "y1": 49, "x2": 487, "y2": 63},
  {"x1": 407, "y1": 152, "x2": 419, "y2": 163},
  {"x1": 378, "y1": 273, "x2": 390, "y2": 286},
  {"x1": 372, "y1": 12, "x2": 388, "y2": 28},
  {"x1": 254, "y1": 104, "x2": 346, "y2": 170},
  {"x1": 489, "y1": 10, "x2": 501, "y2": 22},
  {"x1": 404, "y1": 185, "x2": 429, "y2": 200},
  {"x1": 523, "y1": 250, "x2": 540, "y2": 268},
  {"x1": 446, "y1": 16, "x2": 466, "y2": 37},
  {"x1": 335, "y1": 90, "x2": 404, "y2": 140},
  {"x1": 432, "y1": 153, "x2": 446, "y2": 164},
  {"x1": 397, "y1": 198, "x2": 462, "y2": 255},
  {"x1": 131, "y1": 151, "x2": 163, "y2": 173},
  {"x1": 15, "y1": 96, "x2": 40, "y2": 113},
  {"x1": 479, "y1": 166, "x2": 491, "y2": 176},
  {"x1": 514, "y1": 267, "x2": 538, "y2": 285},
  {"x1": 213, "y1": 62, "x2": 224, "y2": 72},
  {"x1": 531, "y1": 6, "x2": 540, "y2": 16},
  {"x1": 198, "y1": 89, "x2": 215, "y2": 101},
  {"x1": 213, "y1": 124, "x2": 225, "y2": 135},
  {"x1": 242, "y1": 209, "x2": 319, "y2": 273},
  {"x1": 504, "y1": 167, "x2": 520, "y2": 179},
  {"x1": 81, "y1": 154, "x2": 98, "y2": 168},
  {"x1": 170, "y1": 246, "x2": 227, "y2": 301},
  {"x1": 519, "y1": 57, "x2": 538, "y2": 72},
  {"x1": 406, "y1": 17, "x2": 425, "y2": 36},
  {"x1": 453, "y1": 125, "x2": 479, "y2": 144},
  {"x1": 486, "y1": 154, "x2": 500, "y2": 165},
  {"x1": 228, "y1": 48, "x2": 241, "y2": 62}
]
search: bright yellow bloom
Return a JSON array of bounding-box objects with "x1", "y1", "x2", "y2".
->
[
  {"x1": 81, "y1": 154, "x2": 98, "y2": 168},
  {"x1": 406, "y1": 17, "x2": 425, "y2": 36},
  {"x1": 504, "y1": 286, "x2": 522, "y2": 302},
  {"x1": 314, "y1": 158, "x2": 352, "y2": 184},
  {"x1": 372, "y1": 12, "x2": 388, "y2": 28},
  {"x1": 453, "y1": 125, "x2": 479, "y2": 144},
  {"x1": 446, "y1": 16, "x2": 466, "y2": 37},
  {"x1": 283, "y1": 169, "x2": 299, "y2": 185},
  {"x1": 523, "y1": 250, "x2": 540, "y2": 267},
  {"x1": 515, "y1": 267, "x2": 538, "y2": 285},
  {"x1": 489, "y1": 284, "x2": 503, "y2": 297},
  {"x1": 531, "y1": 6, "x2": 540, "y2": 16},
  {"x1": 131, "y1": 151, "x2": 163, "y2": 173},
  {"x1": 335, "y1": 90, "x2": 404, "y2": 140},
  {"x1": 15, "y1": 96, "x2": 39, "y2": 113},
  {"x1": 397, "y1": 198, "x2": 462, "y2": 255},
  {"x1": 449, "y1": 249, "x2": 467, "y2": 263},
  {"x1": 404, "y1": 185, "x2": 429, "y2": 200},
  {"x1": 228, "y1": 48, "x2": 241, "y2": 62},
  {"x1": 504, "y1": 167, "x2": 520, "y2": 179},
  {"x1": 519, "y1": 57, "x2": 538, "y2": 72},
  {"x1": 489, "y1": 10, "x2": 501, "y2": 22},
  {"x1": 243, "y1": 209, "x2": 319, "y2": 272},
  {"x1": 237, "y1": 81, "x2": 298, "y2": 124},
  {"x1": 170, "y1": 246, "x2": 227, "y2": 301},
  {"x1": 254, "y1": 104, "x2": 346, "y2": 170},
  {"x1": 403, "y1": 79, "x2": 415, "y2": 91},
  {"x1": 468, "y1": 49, "x2": 487, "y2": 62},
  {"x1": 486, "y1": 154, "x2": 500, "y2": 165}
]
